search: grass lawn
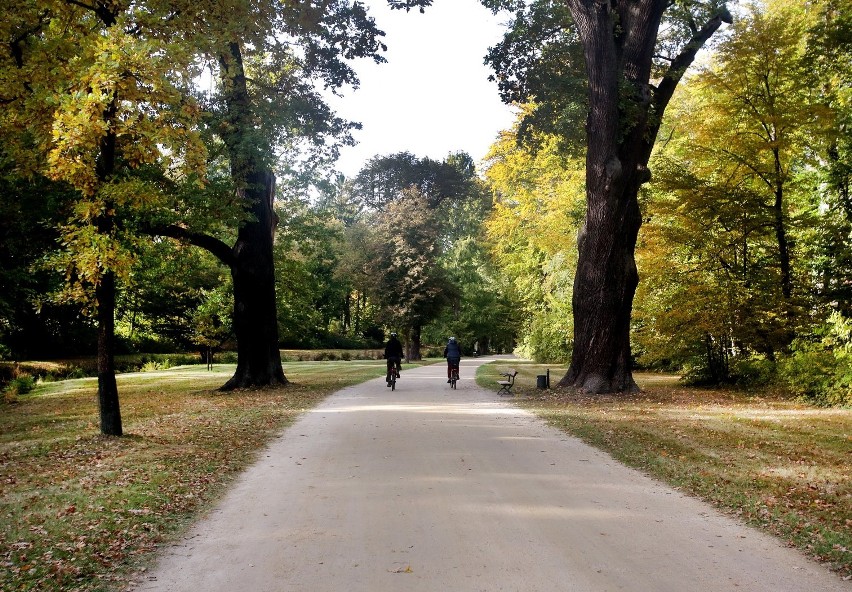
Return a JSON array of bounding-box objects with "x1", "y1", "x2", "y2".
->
[
  {"x1": 477, "y1": 361, "x2": 852, "y2": 579},
  {"x1": 0, "y1": 359, "x2": 425, "y2": 592}
]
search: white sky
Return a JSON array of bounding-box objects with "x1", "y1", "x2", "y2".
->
[{"x1": 327, "y1": 0, "x2": 518, "y2": 178}]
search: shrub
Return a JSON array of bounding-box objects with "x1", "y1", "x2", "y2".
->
[
  {"x1": 13, "y1": 374, "x2": 35, "y2": 394},
  {"x1": 219, "y1": 351, "x2": 238, "y2": 364},
  {"x1": 731, "y1": 357, "x2": 775, "y2": 387},
  {"x1": 778, "y1": 313, "x2": 852, "y2": 407},
  {"x1": 679, "y1": 361, "x2": 722, "y2": 387},
  {"x1": 3, "y1": 384, "x2": 19, "y2": 404},
  {"x1": 121, "y1": 333, "x2": 181, "y2": 354},
  {"x1": 420, "y1": 345, "x2": 443, "y2": 358},
  {"x1": 3, "y1": 374, "x2": 35, "y2": 404},
  {"x1": 141, "y1": 360, "x2": 168, "y2": 372},
  {"x1": 515, "y1": 313, "x2": 572, "y2": 364},
  {"x1": 66, "y1": 367, "x2": 87, "y2": 379}
]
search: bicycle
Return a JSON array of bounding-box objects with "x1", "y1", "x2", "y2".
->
[
  {"x1": 449, "y1": 362, "x2": 459, "y2": 389},
  {"x1": 386, "y1": 357, "x2": 401, "y2": 391}
]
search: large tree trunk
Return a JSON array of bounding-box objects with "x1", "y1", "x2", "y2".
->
[
  {"x1": 221, "y1": 170, "x2": 287, "y2": 390},
  {"x1": 96, "y1": 271, "x2": 122, "y2": 435},
  {"x1": 406, "y1": 325, "x2": 422, "y2": 361},
  {"x1": 559, "y1": 0, "x2": 730, "y2": 393},
  {"x1": 560, "y1": 183, "x2": 643, "y2": 393},
  {"x1": 218, "y1": 42, "x2": 287, "y2": 390}
]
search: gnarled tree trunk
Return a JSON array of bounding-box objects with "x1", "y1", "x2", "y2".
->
[
  {"x1": 221, "y1": 169, "x2": 287, "y2": 389},
  {"x1": 561, "y1": 178, "x2": 644, "y2": 393},
  {"x1": 559, "y1": 0, "x2": 731, "y2": 393},
  {"x1": 218, "y1": 42, "x2": 287, "y2": 390}
]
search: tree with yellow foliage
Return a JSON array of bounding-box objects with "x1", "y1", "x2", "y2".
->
[{"x1": 2, "y1": 1, "x2": 207, "y2": 435}]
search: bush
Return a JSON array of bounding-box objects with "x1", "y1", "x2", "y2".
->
[
  {"x1": 420, "y1": 345, "x2": 444, "y2": 358},
  {"x1": 515, "y1": 313, "x2": 571, "y2": 364},
  {"x1": 679, "y1": 361, "x2": 722, "y2": 387},
  {"x1": 218, "y1": 351, "x2": 238, "y2": 364},
  {"x1": 13, "y1": 374, "x2": 35, "y2": 394},
  {"x1": 3, "y1": 374, "x2": 35, "y2": 404},
  {"x1": 118, "y1": 333, "x2": 181, "y2": 354},
  {"x1": 141, "y1": 359, "x2": 171, "y2": 372},
  {"x1": 731, "y1": 357, "x2": 775, "y2": 387},
  {"x1": 66, "y1": 366, "x2": 87, "y2": 379},
  {"x1": 777, "y1": 313, "x2": 852, "y2": 407},
  {"x1": 3, "y1": 384, "x2": 19, "y2": 404},
  {"x1": 322, "y1": 334, "x2": 378, "y2": 349}
]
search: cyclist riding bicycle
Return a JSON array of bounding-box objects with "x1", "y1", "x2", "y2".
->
[
  {"x1": 384, "y1": 332, "x2": 403, "y2": 386},
  {"x1": 443, "y1": 336, "x2": 461, "y2": 383}
]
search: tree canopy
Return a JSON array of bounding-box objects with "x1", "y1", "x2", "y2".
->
[
  {"x1": 2, "y1": 0, "x2": 850, "y2": 414},
  {"x1": 480, "y1": 0, "x2": 851, "y2": 404}
]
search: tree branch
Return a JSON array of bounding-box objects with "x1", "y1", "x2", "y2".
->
[
  {"x1": 63, "y1": 0, "x2": 118, "y2": 26},
  {"x1": 143, "y1": 224, "x2": 236, "y2": 267},
  {"x1": 652, "y1": 7, "x2": 733, "y2": 125}
]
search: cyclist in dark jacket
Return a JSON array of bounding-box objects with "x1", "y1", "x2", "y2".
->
[
  {"x1": 443, "y1": 337, "x2": 461, "y2": 383},
  {"x1": 384, "y1": 333, "x2": 403, "y2": 383}
]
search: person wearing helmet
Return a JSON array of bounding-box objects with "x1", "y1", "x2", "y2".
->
[
  {"x1": 384, "y1": 332, "x2": 403, "y2": 386},
  {"x1": 443, "y1": 336, "x2": 461, "y2": 383}
]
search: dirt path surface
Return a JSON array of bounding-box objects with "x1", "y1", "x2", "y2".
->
[{"x1": 135, "y1": 358, "x2": 848, "y2": 591}]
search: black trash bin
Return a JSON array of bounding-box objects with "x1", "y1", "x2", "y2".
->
[{"x1": 536, "y1": 375, "x2": 547, "y2": 389}]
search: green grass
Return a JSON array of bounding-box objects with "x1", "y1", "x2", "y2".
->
[
  {"x1": 477, "y1": 361, "x2": 852, "y2": 578},
  {"x1": 0, "y1": 360, "x2": 424, "y2": 592},
  {"x1": 0, "y1": 349, "x2": 388, "y2": 387}
]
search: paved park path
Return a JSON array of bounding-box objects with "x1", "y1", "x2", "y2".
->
[{"x1": 136, "y1": 357, "x2": 848, "y2": 591}]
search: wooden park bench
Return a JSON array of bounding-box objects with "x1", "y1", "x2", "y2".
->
[{"x1": 497, "y1": 369, "x2": 518, "y2": 396}]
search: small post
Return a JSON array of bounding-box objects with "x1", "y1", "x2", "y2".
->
[{"x1": 546, "y1": 369, "x2": 550, "y2": 388}]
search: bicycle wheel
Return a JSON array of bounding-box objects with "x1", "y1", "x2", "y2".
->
[{"x1": 391, "y1": 373, "x2": 396, "y2": 391}]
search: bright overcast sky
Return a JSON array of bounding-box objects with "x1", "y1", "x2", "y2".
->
[{"x1": 327, "y1": 0, "x2": 518, "y2": 178}]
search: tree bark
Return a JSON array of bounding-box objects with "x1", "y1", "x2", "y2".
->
[
  {"x1": 96, "y1": 270, "x2": 122, "y2": 435},
  {"x1": 558, "y1": 0, "x2": 731, "y2": 393},
  {"x1": 218, "y1": 42, "x2": 286, "y2": 390},
  {"x1": 406, "y1": 325, "x2": 422, "y2": 361},
  {"x1": 560, "y1": 185, "x2": 643, "y2": 393},
  {"x1": 221, "y1": 169, "x2": 287, "y2": 389}
]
